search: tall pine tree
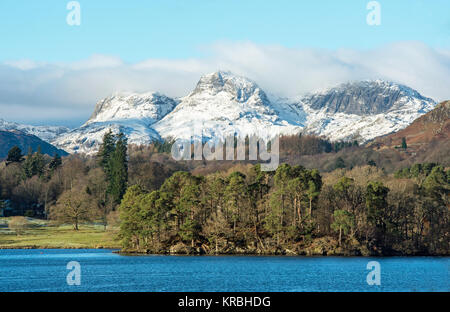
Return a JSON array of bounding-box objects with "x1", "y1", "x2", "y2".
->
[
  {"x1": 97, "y1": 131, "x2": 129, "y2": 206},
  {"x1": 97, "y1": 130, "x2": 116, "y2": 176},
  {"x1": 109, "y1": 132, "x2": 128, "y2": 204}
]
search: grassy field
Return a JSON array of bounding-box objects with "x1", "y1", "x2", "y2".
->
[{"x1": 0, "y1": 217, "x2": 121, "y2": 249}]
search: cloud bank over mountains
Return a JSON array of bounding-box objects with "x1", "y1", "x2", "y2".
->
[{"x1": 1, "y1": 41, "x2": 449, "y2": 126}]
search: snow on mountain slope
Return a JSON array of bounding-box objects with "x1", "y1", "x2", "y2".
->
[
  {"x1": 154, "y1": 71, "x2": 305, "y2": 141},
  {"x1": 88, "y1": 92, "x2": 177, "y2": 124},
  {"x1": 298, "y1": 80, "x2": 436, "y2": 142},
  {"x1": 52, "y1": 92, "x2": 177, "y2": 154},
  {"x1": 0, "y1": 119, "x2": 69, "y2": 142}
]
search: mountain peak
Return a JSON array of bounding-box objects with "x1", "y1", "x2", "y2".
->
[
  {"x1": 193, "y1": 71, "x2": 226, "y2": 92},
  {"x1": 331, "y1": 80, "x2": 425, "y2": 98},
  {"x1": 154, "y1": 71, "x2": 304, "y2": 141},
  {"x1": 302, "y1": 79, "x2": 435, "y2": 115},
  {"x1": 88, "y1": 91, "x2": 177, "y2": 125},
  {"x1": 191, "y1": 71, "x2": 262, "y2": 103}
]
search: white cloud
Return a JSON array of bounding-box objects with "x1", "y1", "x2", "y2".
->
[
  {"x1": 67, "y1": 54, "x2": 124, "y2": 70},
  {"x1": 1, "y1": 41, "x2": 449, "y2": 126}
]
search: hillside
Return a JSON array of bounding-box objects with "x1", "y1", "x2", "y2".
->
[
  {"x1": 368, "y1": 100, "x2": 450, "y2": 165},
  {"x1": 0, "y1": 130, "x2": 68, "y2": 159}
]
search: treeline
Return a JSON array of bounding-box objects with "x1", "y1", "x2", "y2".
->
[
  {"x1": 394, "y1": 163, "x2": 441, "y2": 179},
  {"x1": 118, "y1": 163, "x2": 449, "y2": 256},
  {"x1": 0, "y1": 146, "x2": 63, "y2": 216},
  {"x1": 143, "y1": 134, "x2": 358, "y2": 158},
  {"x1": 280, "y1": 134, "x2": 358, "y2": 156}
]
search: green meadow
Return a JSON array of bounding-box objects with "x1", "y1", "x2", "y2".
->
[{"x1": 0, "y1": 217, "x2": 120, "y2": 249}]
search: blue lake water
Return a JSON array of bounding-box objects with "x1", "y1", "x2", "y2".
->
[{"x1": 0, "y1": 249, "x2": 448, "y2": 292}]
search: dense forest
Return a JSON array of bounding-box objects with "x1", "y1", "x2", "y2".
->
[{"x1": 0, "y1": 132, "x2": 448, "y2": 256}]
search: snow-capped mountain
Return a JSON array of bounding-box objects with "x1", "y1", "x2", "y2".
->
[
  {"x1": 154, "y1": 71, "x2": 305, "y2": 141},
  {"x1": 50, "y1": 71, "x2": 436, "y2": 155},
  {"x1": 299, "y1": 80, "x2": 436, "y2": 142},
  {"x1": 0, "y1": 119, "x2": 69, "y2": 142},
  {"x1": 52, "y1": 92, "x2": 177, "y2": 154}
]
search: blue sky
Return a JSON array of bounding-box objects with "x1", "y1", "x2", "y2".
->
[
  {"x1": 0, "y1": 0, "x2": 449, "y2": 126},
  {"x1": 0, "y1": 0, "x2": 448, "y2": 62}
]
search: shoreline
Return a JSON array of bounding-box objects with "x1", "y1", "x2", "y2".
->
[
  {"x1": 116, "y1": 250, "x2": 450, "y2": 257},
  {"x1": 0, "y1": 245, "x2": 121, "y2": 250},
  {"x1": 1, "y1": 245, "x2": 447, "y2": 257}
]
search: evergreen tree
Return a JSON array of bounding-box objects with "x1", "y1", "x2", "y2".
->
[
  {"x1": 331, "y1": 209, "x2": 355, "y2": 246},
  {"x1": 96, "y1": 131, "x2": 129, "y2": 206},
  {"x1": 159, "y1": 171, "x2": 187, "y2": 234},
  {"x1": 306, "y1": 169, "x2": 322, "y2": 218},
  {"x1": 334, "y1": 157, "x2": 346, "y2": 169},
  {"x1": 366, "y1": 181, "x2": 389, "y2": 228},
  {"x1": 179, "y1": 175, "x2": 203, "y2": 247},
  {"x1": 22, "y1": 146, "x2": 45, "y2": 178},
  {"x1": 97, "y1": 130, "x2": 116, "y2": 176},
  {"x1": 266, "y1": 164, "x2": 294, "y2": 244},
  {"x1": 423, "y1": 166, "x2": 448, "y2": 200},
  {"x1": 225, "y1": 172, "x2": 247, "y2": 236},
  {"x1": 247, "y1": 165, "x2": 270, "y2": 247},
  {"x1": 422, "y1": 163, "x2": 437, "y2": 176},
  {"x1": 33, "y1": 146, "x2": 45, "y2": 177},
  {"x1": 401, "y1": 137, "x2": 407, "y2": 149},
  {"x1": 118, "y1": 185, "x2": 146, "y2": 248},
  {"x1": 287, "y1": 177, "x2": 306, "y2": 226},
  {"x1": 22, "y1": 147, "x2": 34, "y2": 178},
  {"x1": 49, "y1": 153, "x2": 62, "y2": 171},
  {"x1": 7, "y1": 146, "x2": 24, "y2": 163},
  {"x1": 139, "y1": 190, "x2": 169, "y2": 247},
  {"x1": 148, "y1": 190, "x2": 169, "y2": 245},
  {"x1": 109, "y1": 133, "x2": 128, "y2": 204}
]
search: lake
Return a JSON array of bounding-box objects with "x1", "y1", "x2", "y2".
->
[{"x1": 0, "y1": 249, "x2": 448, "y2": 292}]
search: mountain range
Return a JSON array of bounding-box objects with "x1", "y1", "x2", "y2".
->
[
  {"x1": 0, "y1": 71, "x2": 439, "y2": 155},
  {"x1": 0, "y1": 119, "x2": 69, "y2": 142}
]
